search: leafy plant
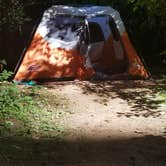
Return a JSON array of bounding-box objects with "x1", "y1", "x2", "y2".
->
[
  {"x1": 0, "y1": 59, "x2": 7, "y2": 72},
  {"x1": 0, "y1": 59, "x2": 7, "y2": 66},
  {"x1": 0, "y1": 0, "x2": 29, "y2": 30},
  {"x1": 0, "y1": 82, "x2": 68, "y2": 138},
  {"x1": 0, "y1": 84, "x2": 34, "y2": 120},
  {"x1": 0, "y1": 67, "x2": 67, "y2": 138},
  {"x1": 0, "y1": 70, "x2": 13, "y2": 82}
]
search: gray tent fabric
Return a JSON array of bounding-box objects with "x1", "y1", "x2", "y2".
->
[{"x1": 40, "y1": 5, "x2": 125, "y2": 35}]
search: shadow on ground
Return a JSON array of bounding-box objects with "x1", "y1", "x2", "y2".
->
[
  {"x1": 0, "y1": 135, "x2": 166, "y2": 166},
  {"x1": 74, "y1": 80, "x2": 166, "y2": 117}
]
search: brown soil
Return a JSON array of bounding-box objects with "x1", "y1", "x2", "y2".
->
[{"x1": 1, "y1": 80, "x2": 166, "y2": 166}]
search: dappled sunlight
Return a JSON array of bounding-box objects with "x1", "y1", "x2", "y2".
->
[
  {"x1": 1, "y1": 81, "x2": 165, "y2": 165},
  {"x1": 0, "y1": 81, "x2": 166, "y2": 165},
  {"x1": 13, "y1": 5, "x2": 150, "y2": 82},
  {"x1": 14, "y1": 33, "x2": 94, "y2": 81},
  {"x1": 76, "y1": 80, "x2": 166, "y2": 117}
]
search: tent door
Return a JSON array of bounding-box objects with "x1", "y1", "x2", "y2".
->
[{"x1": 86, "y1": 21, "x2": 105, "y2": 64}]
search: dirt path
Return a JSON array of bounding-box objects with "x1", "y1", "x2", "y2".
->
[{"x1": 38, "y1": 80, "x2": 166, "y2": 166}]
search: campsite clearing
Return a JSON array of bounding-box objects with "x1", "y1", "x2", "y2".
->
[{"x1": 0, "y1": 79, "x2": 166, "y2": 166}]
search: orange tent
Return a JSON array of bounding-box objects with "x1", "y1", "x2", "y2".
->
[{"x1": 14, "y1": 5, "x2": 149, "y2": 82}]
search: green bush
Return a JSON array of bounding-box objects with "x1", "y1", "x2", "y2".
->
[
  {"x1": 0, "y1": 70, "x2": 13, "y2": 82},
  {"x1": 0, "y1": 84, "x2": 34, "y2": 120},
  {"x1": 0, "y1": 82, "x2": 37, "y2": 136},
  {"x1": 0, "y1": 83, "x2": 67, "y2": 138},
  {"x1": 0, "y1": 59, "x2": 13, "y2": 81},
  {"x1": 0, "y1": 59, "x2": 7, "y2": 72},
  {"x1": 0, "y1": 68, "x2": 67, "y2": 138}
]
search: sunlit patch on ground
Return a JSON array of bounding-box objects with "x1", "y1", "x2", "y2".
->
[{"x1": 0, "y1": 79, "x2": 166, "y2": 165}]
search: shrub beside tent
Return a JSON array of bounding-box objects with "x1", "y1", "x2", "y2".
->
[{"x1": 14, "y1": 5, "x2": 149, "y2": 82}]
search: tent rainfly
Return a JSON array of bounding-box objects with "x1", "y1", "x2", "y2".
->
[{"x1": 14, "y1": 5, "x2": 149, "y2": 82}]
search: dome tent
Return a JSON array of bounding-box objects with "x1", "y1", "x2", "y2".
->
[{"x1": 14, "y1": 5, "x2": 149, "y2": 82}]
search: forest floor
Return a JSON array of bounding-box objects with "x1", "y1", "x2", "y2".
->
[{"x1": 0, "y1": 79, "x2": 166, "y2": 166}]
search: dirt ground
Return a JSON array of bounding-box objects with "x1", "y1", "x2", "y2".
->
[
  {"x1": 1, "y1": 80, "x2": 166, "y2": 166},
  {"x1": 43, "y1": 80, "x2": 166, "y2": 166},
  {"x1": 49, "y1": 80, "x2": 166, "y2": 138}
]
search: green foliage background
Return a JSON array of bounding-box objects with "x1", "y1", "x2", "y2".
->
[{"x1": 0, "y1": 0, "x2": 166, "y2": 69}]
